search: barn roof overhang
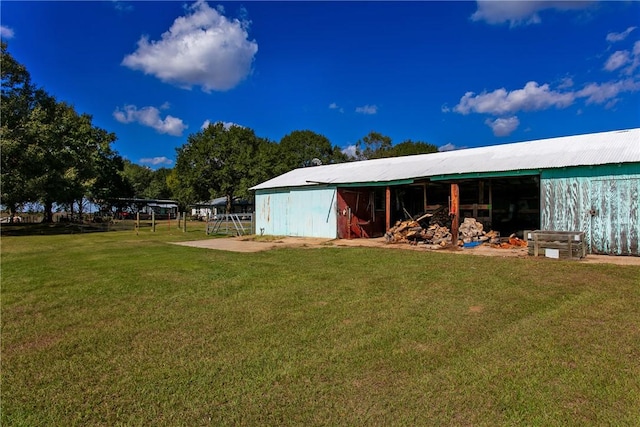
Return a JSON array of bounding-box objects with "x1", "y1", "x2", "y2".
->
[{"x1": 250, "y1": 128, "x2": 640, "y2": 192}]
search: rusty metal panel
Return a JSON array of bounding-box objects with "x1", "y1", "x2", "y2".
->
[
  {"x1": 254, "y1": 188, "x2": 337, "y2": 238},
  {"x1": 541, "y1": 173, "x2": 640, "y2": 255}
]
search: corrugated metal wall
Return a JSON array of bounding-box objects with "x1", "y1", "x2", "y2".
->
[
  {"x1": 541, "y1": 166, "x2": 640, "y2": 255},
  {"x1": 254, "y1": 187, "x2": 338, "y2": 238}
]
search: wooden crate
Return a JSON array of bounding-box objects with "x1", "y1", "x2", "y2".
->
[{"x1": 526, "y1": 230, "x2": 586, "y2": 260}]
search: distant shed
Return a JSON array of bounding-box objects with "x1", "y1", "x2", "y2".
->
[{"x1": 251, "y1": 128, "x2": 640, "y2": 255}]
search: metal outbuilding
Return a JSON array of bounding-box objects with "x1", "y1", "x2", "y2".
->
[{"x1": 251, "y1": 128, "x2": 640, "y2": 256}]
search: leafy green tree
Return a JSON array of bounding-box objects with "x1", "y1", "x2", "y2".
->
[
  {"x1": 146, "y1": 167, "x2": 173, "y2": 200},
  {"x1": 387, "y1": 139, "x2": 438, "y2": 157},
  {"x1": 277, "y1": 130, "x2": 348, "y2": 173},
  {"x1": 354, "y1": 131, "x2": 392, "y2": 160},
  {"x1": 0, "y1": 41, "x2": 41, "y2": 219},
  {"x1": 167, "y1": 168, "x2": 196, "y2": 212},
  {"x1": 123, "y1": 161, "x2": 153, "y2": 198},
  {"x1": 23, "y1": 97, "x2": 120, "y2": 221},
  {"x1": 90, "y1": 147, "x2": 133, "y2": 211},
  {"x1": 174, "y1": 122, "x2": 274, "y2": 213},
  {"x1": 1, "y1": 42, "x2": 130, "y2": 221}
]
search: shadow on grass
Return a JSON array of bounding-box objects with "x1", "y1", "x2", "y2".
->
[{"x1": 0, "y1": 222, "x2": 135, "y2": 236}]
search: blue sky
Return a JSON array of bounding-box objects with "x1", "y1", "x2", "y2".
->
[{"x1": 2, "y1": 1, "x2": 639, "y2": 168}]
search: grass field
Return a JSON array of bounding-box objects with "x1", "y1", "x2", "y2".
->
[{"x1": 2, "y1": 225, "x2": 639, "y2": 426}]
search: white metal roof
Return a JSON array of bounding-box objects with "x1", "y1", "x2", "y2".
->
[{"x1": 251, "y1": 128, "x2": 640, "y2": 190}]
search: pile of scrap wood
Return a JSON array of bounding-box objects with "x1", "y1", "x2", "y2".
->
[
  {"x1": 384, "y1": 220, "x2": 452, "y2": 246},
  {"x1": 385, "y1": 215, "x2": 505, "y2": 247},
  {"x1": 491, "y1": 234, "x2": 528, "y2": 249},
  {"x1": 384, "y1": 212, "x2": 435, "y2": 244}
]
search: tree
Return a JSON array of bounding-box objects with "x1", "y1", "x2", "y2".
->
[
  {"x1": 146, "y1": 167, "x2": 173, "y2": 200},
  {"x1": 90, "y1": 146, "x2": 133, "y2": 212},
  {"x1": 174, "y1": 122, "x2": 274, "y2": 214},
  {"x1": 386, "y1": 139, "x2": 438, "y2": 157},
  {"x1": 0, "y1": 41, "x2": 40, "y2": 219},
  {"x1": 22, "y1": 97, "x2": 119, "y2": 222},
  {"x1": 1, "y1": 42, "x2": 129, "y2": 221},
  {"x1": 354, "y1": 131, "x2": 392, "y2": 160},
  {"x1": 277, "y1": 130, "x2": 348, "y2": 174},
  {"x1": 123, "y1": 161, "x2": 154, "y2": 198}
]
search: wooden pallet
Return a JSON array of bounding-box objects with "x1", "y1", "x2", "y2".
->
[{"x1": 526, "y1": 230, "x2": 586, "y2": 260}]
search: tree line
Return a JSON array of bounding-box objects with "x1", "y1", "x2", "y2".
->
[{"x1": 1, "y1": 42, "x2": 438, "y2": 221}]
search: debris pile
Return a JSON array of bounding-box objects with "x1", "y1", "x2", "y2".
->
[
  {"x1": 491, "y1": 234, "x2": 528, "y2": 249},
  {"x1": 384, "y1": 215, "x2": 523, "y2": 249},
  {"x1": 459, "y1": 217, "x2": 495, "y2": 244}
]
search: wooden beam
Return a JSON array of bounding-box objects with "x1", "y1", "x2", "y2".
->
[
  {"x1": 423, "y1": 183, "x2": 428, "y2": 212},
  {"x1": 385, "y1": 186, "x2": 391, "y2": 230},
  {"x1": 450, "y1": 183, "x2": 460, "y2": 246}
]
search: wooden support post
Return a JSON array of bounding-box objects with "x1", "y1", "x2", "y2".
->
[
  {"x1": 423, "y1": 183, "x2": 428, "y2": 213},
  {"x1": 136, "y1": 212, "x2": 140, "y2": 235},
  {"x1": 385, "y1": 186, "x2": 391, "y2": 231},
  {"x1": 450, "y1": 183, "x2": 460, "y2": 246},
  {"x1": 182, "y1": 212, "x2": 187, "y2": 232},
  {"x1": 152, "y1": 211, "x2": 156, "y2": 232}
]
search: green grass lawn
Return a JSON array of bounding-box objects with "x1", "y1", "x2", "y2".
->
[{"x1": 2, "y1": 226, "x2": 639, "y2": 426}]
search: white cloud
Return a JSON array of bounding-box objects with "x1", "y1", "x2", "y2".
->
[
  {"x1": 139, "y1": 156, "x2": 173, "y2": 166},
  {"x1": 557, "y1": 77, "x2": 574, "y2": 90},
  {"x1": 341, "y1": 144, "x2": 357, "y2": 158},
  {"x1": 113, "y1": 104, "x2": 187, "y2": 136},
  {"x1": 355, "y1": 104, "x2": 378, "y2": 115},
  {"x1": 576, "y1": 79, "x2": 640, "y2": 106},
  {"x1": 470, "y1": 0, "x2": 595, "y2": 27},
  {"x1": 329, "y1": 102, "x2": 344, "y2": 113},
  {"x1": 122, "y1": 0, "x2": 258, "y2": 92},
  {"x1": 450, "y1": 75, "x2": 640, "y2": 136},
  {"x1": 604, "y1": 41, "x2": 640, "y2": 76},
  {"x1": 454, "y1": 81, "x2": 575, "y2": 115},
  {"x1": 604, "y1": 50, "x2": 631, "y2": 72},
  {"x1": 201, "y1": 120, "x2": 242, "y2": 130},
  {"x1": 0, "y1": 25, "x2": 15, "y2": 39},
  {"x1": 606, "y1": 27, "x2": 636, "y2": 43},
  {"x1": 112, "y1": 1, "x2": 133, "y2": 12},
  {"x1": 485, "y1": 116, "x2": 520, "y2": 137},
  {"x1": 438, "y1": 143, "x2": 458, "y2": 152}
]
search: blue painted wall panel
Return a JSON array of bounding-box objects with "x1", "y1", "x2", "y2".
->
[{"x1": 255, "y1": 187, "x2": 338, "y2": 238}]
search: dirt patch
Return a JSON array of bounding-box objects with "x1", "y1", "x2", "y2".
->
[
  {"x1": 172, "y1": 236, "x2": 640, "y2": 266},
  {"x1": 172, "y1": 236, "x2": 334, "y2": 253}
]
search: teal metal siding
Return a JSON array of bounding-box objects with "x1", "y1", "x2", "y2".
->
[
  {"x1": 255, "y1": 187, "x2": 338, "y2": 238},
  {"x1": 541, "y1": 165, "x2": 640, "y2": 255}
]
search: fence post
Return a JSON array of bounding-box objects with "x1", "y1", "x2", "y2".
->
[
  {"x1": 152, "y1": 211, "x2": 156, "y2": 232},
  {"x1": 136, "y1": 212, "x2": 140, "y2": 235},
  {"x1": 182, "y1": 212, "x2": 187, "y2": 232}
]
